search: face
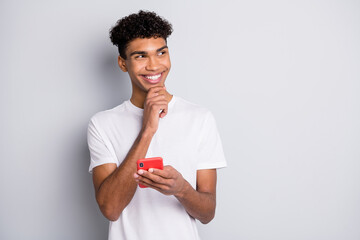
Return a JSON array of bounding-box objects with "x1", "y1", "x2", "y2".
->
[{"x1": 118, "y1": 37, "x2": 171, "y2": 94}]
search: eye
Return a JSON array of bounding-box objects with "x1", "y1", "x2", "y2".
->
[
  {"x1": 158, "y1": 51, "x2": 167, "y2": 56},
  {"x1": 134, "y1": 53, "x2": 147, "y2": 60}
]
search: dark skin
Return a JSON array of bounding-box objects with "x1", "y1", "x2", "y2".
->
[{"x1": 92, "y1": 37, "x2": 217, "y2": 223}]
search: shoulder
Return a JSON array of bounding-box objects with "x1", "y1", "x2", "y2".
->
[
  {"x1": 172, "y1": 96, "x2": 212, "y2": 118},
  {"x1": 169, "y1": 96, "x2": 216, "y2": 130},
  {"x1": 89, "y1": 102, "x2": 128, "y2": 127}
]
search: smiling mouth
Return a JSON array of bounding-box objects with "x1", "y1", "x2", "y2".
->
[{"x1": 142, "y1": 72, "x2": 163, "y2": 84}]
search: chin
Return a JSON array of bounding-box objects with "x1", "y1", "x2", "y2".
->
[{"x1": 144, "y1": 82, "x2": 165, "y2": 91}]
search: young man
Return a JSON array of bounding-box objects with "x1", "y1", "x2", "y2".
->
[{"x1": 87, "y1": 10, "x2": 226, "y2": 240}]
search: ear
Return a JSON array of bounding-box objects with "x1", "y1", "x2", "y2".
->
[{"x1": 118, "y1": 56, "x2": 128, "y2": 72}]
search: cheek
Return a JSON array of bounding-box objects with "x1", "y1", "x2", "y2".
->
[
  {"x1": 129, "y1": 60, "x2": 146, "y2": 72},
  {"x1": 162, "y1": 58, "x2": 171, "y2": 69}
]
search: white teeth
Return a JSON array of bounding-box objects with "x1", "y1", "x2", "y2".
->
[{"x1": 145, "y1": 73, "x2": 161, "y2": 80}]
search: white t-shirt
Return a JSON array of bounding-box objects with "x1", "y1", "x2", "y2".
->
[{"x1": 87, "y1": 96, "x2": 227, "y2": 240}]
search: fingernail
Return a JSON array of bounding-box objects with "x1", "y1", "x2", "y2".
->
[
  {"x1": 134, "y1": 173, "x2": 139, "y2": 178},
  {"x1": 138, "y1": 170, "x2": 144, "y2": 175},
  {"x1": 149, "y1": 168, "x2": 154, "y2": 173}
]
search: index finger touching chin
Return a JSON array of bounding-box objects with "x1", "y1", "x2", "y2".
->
[{"x1": 148, "y1": 86, "x2": 166, "y2": 94}]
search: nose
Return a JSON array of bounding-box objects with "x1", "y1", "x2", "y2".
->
[{"x1": 145, "y1": 56, "x2": 159, "y2": 71}]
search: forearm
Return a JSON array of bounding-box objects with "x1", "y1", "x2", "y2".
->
[
  {"x1": 96, "y1": 130, "x2": 154, "y2": 221},
  {"x1": 175, "y1": 181, "x2": 216, "y2": 224}
]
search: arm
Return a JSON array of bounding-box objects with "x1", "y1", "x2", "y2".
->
[
  {"x1": 92, "y1": 86, "x2": 168, "y2": 221},
  {"x1": 92, "y1": 131, "x2": 153, "y2": 221},
  {"x1": 176, "y1": 169, "x2": 217, "y2": 224},
  {"x1": 135, "y1": 167, "x2": 217, "y2": 224}
]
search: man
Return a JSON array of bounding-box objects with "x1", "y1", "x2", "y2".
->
[{"x1": 87, "y1": 10, "x2": 226, "y2": 240}]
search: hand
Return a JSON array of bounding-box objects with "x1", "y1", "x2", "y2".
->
[
  {"x1": 141, "y1": 86, "x2": 168, "y2": 135},
  {"x1": 134, "y1": 165, "x2": 187, "y2": 196}
]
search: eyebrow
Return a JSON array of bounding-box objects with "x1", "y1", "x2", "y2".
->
[{"x1": 129, "y1": 45, "x2": 168, "y2": 57}]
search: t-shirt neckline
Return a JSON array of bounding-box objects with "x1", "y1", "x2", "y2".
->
[{"x1": 126, "y1": 95, "x2": 176, "y2": 115}]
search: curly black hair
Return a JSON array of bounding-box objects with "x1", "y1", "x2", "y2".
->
[{"x1": 109, "y1": 10, "x2": 173, "y2": 59}]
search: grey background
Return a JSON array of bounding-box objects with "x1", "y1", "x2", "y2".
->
[{"x1": 1, "y1": 0, "x2": 359, "y2": 239}]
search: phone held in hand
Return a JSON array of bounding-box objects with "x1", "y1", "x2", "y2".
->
[{"x1": 137, "y1": 157, "x2": 164, "y2": 188}]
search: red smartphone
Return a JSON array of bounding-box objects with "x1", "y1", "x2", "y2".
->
[{"x1": 137, "y1": 157, "x2": 163, "y2": 188}]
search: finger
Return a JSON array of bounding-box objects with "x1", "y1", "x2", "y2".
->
[
  {"x1": 145, "y1": 97, "x2": 167, "y2": 108},
  {"x1": 156, "y1": 88, "x2": 167, "y2": 96},
  {"x1": 148, "y1": 101, "x2": 167, "y2": 118},
  {"x1": 146, "y1": 94, "x2": 166, "y2": 103},
  {"x1": 148, "y1": 86, "x2": 165, "y2": 92},
  {"x1": 148, "y1": 102, "x2": 168, "y2": 117},
  {"x1": 138, "y1": 170, "x2": 166, "y2": 184},
  {"x1": 149, "y1": 167, "x2": 172, "y2": 179},
  {"x1": 138, "y1": 179, "x2": 166, "y2": 192},
  {"x1": 159, "y1": 105, "x2": 168, "y2": 118},
  {"x1": 147, "y1": 86, "x2": 166, "y2": 97},
  {"x1": 163, "y1": 165, "x2": 174, "y2": 171},
  {"x1": 137, "y1": 175, "x2": 169, "y2": 191},
  {"x1": 159, "y1": 111, "x2": 166, "y2": 118},
  {"x1": 149, "y1": 101, "x2": 168, "y2": 111},
  {"x1": 137, "y1": 174, "x2": 170, "y2": 190}
]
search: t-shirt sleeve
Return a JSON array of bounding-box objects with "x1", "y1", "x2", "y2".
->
[
  {"x1": 197, "y1": 111, "x2": 227, "y2": 170},
  {"x1": 87, "y1": 118, "x2": 117, "y2": 173}
]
